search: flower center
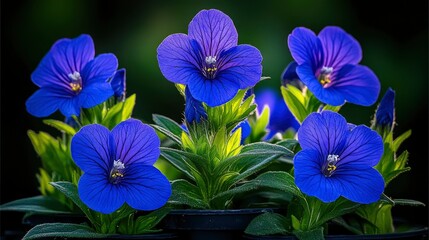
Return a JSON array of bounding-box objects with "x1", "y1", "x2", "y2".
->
[
  {"x1": 318, "y1": 66, "x2": 333, "y2": 87},
  {"x1": 203, "y1": 55, "x2": 217, "y2": 79},
  {"x1": 110, "y1": 160, "x2": 125, "y2": 184},
  {"x1": 322, "y1": 154, "x2": 339, "y2": 177},
  {"x1": 68, "y1": 71, "x2": 82, "y2": 93}
]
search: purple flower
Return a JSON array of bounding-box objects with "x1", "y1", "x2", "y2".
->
[
  {"x1": 294, "y1": 111, "x2": 384, "y2": 204},
  {"x1": 281, "y1": 61, "x2": 305, "y2": 90},
  {"x1": 26, "y1": 34, "x2": 117, "y2": 117},
  {"x1": 111, "y1": 68, "x2": 126, "y2": 101},
  {"x1": 288, "y1": 26, "x2": 380, "y2": 106},
  {"x1": 157, "y1": 9, "x2": 263, "y2": 107},
  {"x1": 255, "y1": 88, "x2": 299, "y2": 139},
  {"x1": 71, "y1": 119, "x2": 171, "y2": 214},
  {"x1": 185, "y1": 87, "x2": 207, "y2": 123},
  {"x1": 375, "y1": 88, "x2": 395, "y2": 130}
]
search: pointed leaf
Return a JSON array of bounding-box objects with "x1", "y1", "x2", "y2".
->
[
  {"x1": 50, "y1": 182, "x2": 98, "y2": 226},
  {"x1": 293, "y1": 227, "x2": 324, "y2": 240},
  {"x1": 23, "y1": 223, "x2": 109, "y2": 239},
  {"x1": 152, "y1": 125, "x2": 181, "y2": 145},
  {"x1": 0, "y1": 195, "x2": 71, "y2": 214},
  {"x1": 169, "y1": 179, "x2": 207, "y2": 209},
  {"x1": 43, "y1": 119, "x2": 76, "y2": 135},
  {"x1": 133, "y1": 206, "x2": 171, "y2": 233},
  {"x1": 211, "y1": 171, "x2": 303, "y2": 205},
  {"x1": 393, "y1": 130, "x2": 411, "y2": 152},
  {"x1": 153, "y1": 114, "x2": 184, "y2": 138},
  {"x1": 393, "y1": 199, "x2": 426, "y2": 207},
  {"x1": 245, "y1": 212, "x2": 290, "y2": 235}
]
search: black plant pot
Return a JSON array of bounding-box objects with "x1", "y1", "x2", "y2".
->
[
  {"x1": 161, "y1": 208, "x2": 278, "y2": 240},
  {"x1": 243, "y1": 224, "x2": 428, "y2": 240}
]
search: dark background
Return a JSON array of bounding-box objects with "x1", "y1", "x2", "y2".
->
[{"x1": 1, "y1": 0, "x2": 428, "y2": 227}]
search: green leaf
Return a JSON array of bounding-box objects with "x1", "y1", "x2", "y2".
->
[
  {"x1": 249, "y1": 105, "x2": 270, "y2": 141},
  {"x1": 0, "y1": 195, "x2": 71, "y2": 214},
  {"x1": 160, "y1": 147, "x2": 198, "y2": 181},
  {"x1": 211, "y1": 171, "x2": 303, "y2": 205},
  {"x1": 153, "y1": 114, "x2": 183, "y2": 138},
  {"x1": 393, "y1": 199, "x2": 426, "y2": 207},
  {"x1": 300, "y1": 197, "x2": 360, "y2": 231},
  {"x1": 281, "y1": 85, "x2": 308, "y2": 123},
  {"x1": 23, "y1": 223, "x2": 109, "y2": 239},
  {"x1": 50, "y1": 182, "x2": 98, "y2": 226},
  {"x1": 245, "y1": 212, "x2": 290, "y2": 235},
  {"x1": 43, "y1": 119, "x2": 76, "y2": 135},
  {"x1": 169, "y1": 179, "x2": 207, "y2": 209},
  {"x1": 218, "y1": 143, "x2": 294, "y2": 185},
  {"x1": 384, "y1": 167, "x2": 411, "y2": 186},
  {"x1": 293, "y1": 227, "x2": 324, "y2": 240},
  {"x1": 321, "y1": 104, "x2": 342, "y2": 112},
  {"x1": 152, "y1": 125, "x2": 182, "y2": 145},
  {"x1": 206, "y1": 89, "x2": 257, "y2": 131},
  {"x1": 121, "y1": 94, "x2": 136, "y2": 120},
  {"x1": 133, "y1": 206, "x2": 171, "y2": 234},
  {"x1": 393, "y1": 130, "x2": 411, "y2": 152}
]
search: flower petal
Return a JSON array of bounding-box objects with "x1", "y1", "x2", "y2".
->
[
  {"x1": 375, "y1": 88, "x2": 395, "y2": 129},
  {"x1": 121, "y1": 165, "x2": 171, "y2": 211},
  {"x1": 338, "y1": 125, "x2": 383, "y2": 167},
  {"x1": 26, "y1": 88, "x2": 66, "y2": 117},
  {"x1": 188, "y1": 70, "x2": 240, "y2": 107},
  {"x1": 185, "y1": 87, "x2": 207, "y2": 123},
  {"x1": 78, "y1": 82, "x2": 114, "y2": 108},
  {"x1": 81, "y1": 53, "x2": 118, "y2": 86},
  {"x1": 71, "y1": 124, "x2": 111, "y2": 174},
  {"x1": 31, "y1": 35, "x2": 95, "y2": 89},
  {"x1": 111, "y1": 119, "x2": 160, "y2": 166},
  {"x1": 288, "y1": 27, "x2": 323, "y2": 68},
  {"x1": 78, "y1": 173, "x2": 125, "y2": 214},
  {"x1": 294, "y1": 149, "x2": 341, "y2": 202},
  {"x1": 298, "y1": 111, "x2": 348, "y2": 157},
  {"x1": 111, "y1": 69, "x2": 126, "y2": 100},
  {"x1": 296, "y1": 64, "x2": 345, "y2": 106},
  {"x1": 157, "y1": 34, "x2": 202, "y2": 84},
  {"x1": 318, "y1": 26, "x2": 362, "y2": 68},
  {"x1": 59, "y1": 97, "x2": 81, "y2": 117},
  {"x1": 217, "y1": 44, "x2": 262, "y2": 89},
  {"x1": 188, "y1": 9, "x2": 238, "y2": 57},
  {"x1": 333, "y1": 164, "x2": 385, "y2": 204},
  {"x1": 330, "y1": 64, "x2": 380, "y2": 106}
]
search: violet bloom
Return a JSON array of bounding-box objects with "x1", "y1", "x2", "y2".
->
[
  {"x1": 157, "y1": 9, "x2": 263, "y2": 107},
  {"x1": 111, "y1": 68, "x2": 126, "y2": 101},
  {"x1": 255, "y1": 88, "x2": 299, "y2": 139},
  {"x1": 294, "y1": 111, "x2": 384, "y2": 204},
  {"x1": 375, "y1": 88, "x2": 395, "y2": 131},
  {"x1": 26, "y1": 34, "x2": 117, "y2": 117},
  {"x1": 71, "y1": 119, "x2": 171, "y2": 214},
  {"x1": 288, "y1": 26, "x2": 380, "y2": 106}
]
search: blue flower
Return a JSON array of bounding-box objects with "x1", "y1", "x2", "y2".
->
[
  {"x1": 185, "y1": 87, "x2": 207, "y2": 123},
  {"x1": 288, "y1": 26, "x2": 380, "y2": 106},
  {"x1": 375, "y1": 88, "x2": 395, "y2": 130},
  {"x1": 294, "y1": 111, "x2": 384, "y2": 204},
  {"x1": 111, "y1": 68, "x2": 126, "y2": 101},
  {"x1": 232, "y1": 120, "x2": 251, "y2": 144},
  {"x1": 281, "y1": 61, "x2": 305, "y2": 90},
  {"x1": 255, "y1": 88, "x2": 300, "y2": 139},
  {"x1": 71, "y1": 119, "x2": 171, "y2": 214},
  {"x1": 157, "y1": 9, "x2": 263, "y2": 107},
  {"x1": 26, "y1": 34, "x2": 117, "y2": 117}
]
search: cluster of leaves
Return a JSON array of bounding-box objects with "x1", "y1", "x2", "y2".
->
[
  {"x1": 153, "y1": 90, "x2": 295, "y2": 209},
  {"x1": 21, "y1": 182, "x2": 170, "y2": 239},
  {"x1": 1, "y1": 95, "x2": 142, "y2": 237}
]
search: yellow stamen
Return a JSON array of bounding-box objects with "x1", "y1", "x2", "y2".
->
[{"x1": 70, "y1": 83, "x2": 82, "y2": 92}]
